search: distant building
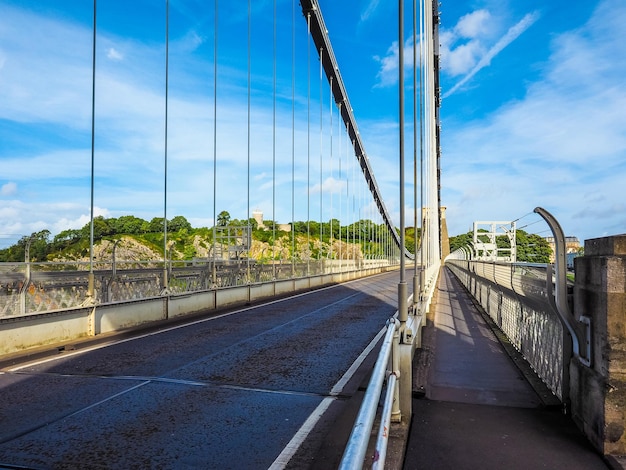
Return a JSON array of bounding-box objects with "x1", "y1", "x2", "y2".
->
[
  {"x1": 545, "y1": 236, "x2": 580, "y2": 263},
  {"x1": 252, "y1": 210, "x2": 291, "y2": 233}
]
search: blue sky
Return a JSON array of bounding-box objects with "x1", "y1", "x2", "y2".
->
[{"x1": 1, "y1": 0, "x2": 624, "y2": 250}]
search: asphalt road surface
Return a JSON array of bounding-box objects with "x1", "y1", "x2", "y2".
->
[{"x1": 0, "y1": 271, "x2": 400, "y2": 469}]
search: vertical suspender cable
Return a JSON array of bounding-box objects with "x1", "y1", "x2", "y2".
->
[
  {"x1": 329, "y1": 77, "x2": 333, "y2": 265},
  {"x1": 350, "y1": 140, "x2": 358, "y2": 248},
  {"x1": 291, "y1": 0, "x2": 296, "y2": 275},
  {"x1": 163, "y1": 0, "x2": 169, "y2": 291},
  {"x1": 272, "y1": 0, "x2": 277, "y2": 274},
  {"x1": 247, "y1": 0, "x2": 251, "y2": 281},
  {"x1": 398, "y1": 0, "x2": 408, "y2": 325},
  {"x1": 319, "y1": 47, "x2": 324, "y2": 259},
  {"x1": 419, "y1": 0, "x2": 425, "y2": 288},
  {"x1": 212, "y1": 0, "x2": 218, "y2": 286},
  {"x1": 412, "y1": 0, "x2": 419, "y2": 300},
  {"x1": 88, "y1": 0, "x2": 97, "y2": 300},
  {"x1": 306, "y1": 13, "x2": 311, "y2": 273},
  {"x1": 338, "y1": 102, "x2": 342, "y2": 268},
  {"x1": 358, "y1": 165, "x2": 365, "y2": 254}
]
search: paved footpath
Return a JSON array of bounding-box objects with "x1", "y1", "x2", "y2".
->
[{"x1": 403, "y1": 267, "x2": 613, "y2": 470}]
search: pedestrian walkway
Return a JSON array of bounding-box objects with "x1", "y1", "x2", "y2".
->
[{"x1": 403, "y1": 267, "x2": 610, "y2": 469}]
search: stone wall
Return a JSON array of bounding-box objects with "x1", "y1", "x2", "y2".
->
[{"x1": 570, "y1": 234, "x2": 626, "y2": 457}]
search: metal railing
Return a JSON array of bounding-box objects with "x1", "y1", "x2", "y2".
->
[
  {"x1": 0, "y1": 258, "x2": 395, "y2": 317},
  {"x1": 339, "y1": 281, "x2": 430, "y2": 469},
  {"x1": 339, "y1": 318, "x2": 400, "y2": 470},
  {"x1": 445, "y1": 256, "x2": 578, "y2": 402}
]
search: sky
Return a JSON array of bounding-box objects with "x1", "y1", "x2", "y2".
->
[{"x1": 1, "y1": 0, "x2": 625, "y2": 250}]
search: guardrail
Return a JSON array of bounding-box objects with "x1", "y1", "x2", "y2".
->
[
  {"x1": 340, "y1": 318, "x2": 400, "y2": 470},
  {"x1": 339, "y1": 270, "x2": 433, "y2": 469},
  {"x1": 336, "y1": 255, "x2": 438, "y2": 469},
  {"x1": 0, "y1": 258, "x2": 393, "y2": 318}
]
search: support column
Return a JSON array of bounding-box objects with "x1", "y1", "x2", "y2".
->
[{"x1": 570, "y1": 234, "x2": 626, "y2": 458}]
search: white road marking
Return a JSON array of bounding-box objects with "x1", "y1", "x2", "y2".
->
[{"x1": 268, "y1": 323, "x2": 387, "y2": 469}]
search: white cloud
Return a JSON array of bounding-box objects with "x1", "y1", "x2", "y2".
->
[
  {"x1": 176, "y1": 30, "x2": 204, "y2": 53},
  {"x1": 107, "y1": 47, "x2": 124, "y2": 61},
  {"x1": 431, "y1": 9, "x2": 496, "y2": 78},
  {"x1": 455, "y1": 9, "x2": 491, "y2": 39},
  {"x1": 361, "y1": 0, "x2": 381, "y2": 22},
  {"x1": 1, "y1": 182, "x2": 17, "y2": 196},
  {"x1": 51, "y1": 206, "x2": 111, "y2": 234},
  {"x1": 373, "y1": 35, "x2": 425, "y2": 88},
  {"x1": 373, "y1": 8, "x2": 504, "y2": 89},
  {"x1": 311, "y1": 176, "x2": 347, "y2": 195},
  {"x1": 0, "y1": 199, "x2": 110, "y2": 240},
  {"x1": 443, "y1": 11, "x2": 541, "y2": 97},
  {"x1": 441, "y1": 38, "x2": 484, "y2": 77},
  {"x1": 373, "y1": 41, "x2": 399, "y2": 88}
]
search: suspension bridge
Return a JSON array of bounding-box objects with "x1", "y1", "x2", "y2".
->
[{"x1": 0, "y1": 1, "x2": 624, "y2": 468}]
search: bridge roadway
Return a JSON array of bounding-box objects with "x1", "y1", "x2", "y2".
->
[
  {"x1": 403, "y1": 267, "x2": 610, "y2": 469},
  {"x1": 0, "y1": 267, "x2": 616, "y2": 469},
  {"x1": 0, "y1": 271, "x2": 400, "y2": 469}
]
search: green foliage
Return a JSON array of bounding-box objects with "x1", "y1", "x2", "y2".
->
[
  {"x1": 0, "y1": 210, "x2": 407, "y2": 263},
  {"x1": 169, "y1": 215, "x2": 192, "y2": 232},
  {"x1": 404, "y1": 227, "x2": 421, "y2": 254},
  {"x1": 449, "y1": 232, "x2": 473, "y2": 253},
  {"x1": 111, "y1": 215, "x2": 148, "y2": 234},
  {"x1": 516, "y1": 231, "x2": 552, "y2": 263},
  {"x1": 217, "y1": 211, "x2": 230, "y2": 227}
]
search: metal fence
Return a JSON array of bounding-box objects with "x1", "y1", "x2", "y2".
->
[
  {"x1": 0, "y1": 258, "x2": 394, "y2": 317},
  {"x1": 445, "y1": 258, "x2": 569, "y2": 401}
]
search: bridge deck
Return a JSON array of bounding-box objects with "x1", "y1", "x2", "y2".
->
[{"x1": 403, "y1": 267, "x2": 609, "y2": 469}]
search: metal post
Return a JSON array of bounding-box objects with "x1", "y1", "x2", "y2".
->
[
  {"x1": 391, "y1": 327, "x2": 401, "y2": 422},
  {"x1": 339, "y1": 320, "x2": 398, "y2": 470},
  {"x1": 163, "y1": 0, "x2": 170, "y2": 293},
  {"x1": 111, "y1": 239, "x2": 120, "y2": 278},
  {"x1": 87, "y1": 0, "x2": 97, "y2": 303},
  {"x1": 534, "y1": 207, "x2": 588, "y2": 366},
  {"x1": 372, "y1": 373, "x2": 397, "y2": 470},
  {"x1": 398, "y1": 0, "x2": 408, "y2": 328}
]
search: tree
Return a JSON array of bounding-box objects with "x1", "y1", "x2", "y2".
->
[
  {"x1": 113, "y1": 215, "x2": 148, "y2": 234},
  {"x1": 52, "y1": 229, "x2": 82, "y2": 252},
  {"x1": 217, "y1": 211, "x2": 231, "y2": 227},
  {"x1": 80, "y1": 216, "x2": 113, "y2": 241},
  {"x1": 292, "y1": 221, "x2": 307, "y2": 234},
  {"x1": 148, "y1": 217, "x2": 165, "y2": 233},
  {"x1": 449, "y1": 232, "x2": 473, "y2": 254},
  {"x1": 517, "y1": 231, "x2": 551, "y2": 263},
  {"x1": 247, "y1": 217, "x2": 259, "y2": 230},
  {"x1": 170, "y1": 215, "x2": 192, "y2": 232}
]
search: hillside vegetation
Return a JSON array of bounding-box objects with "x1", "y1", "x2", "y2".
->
[{"x1": 1, "y1": 213, "x2": 419, "y2": 263}]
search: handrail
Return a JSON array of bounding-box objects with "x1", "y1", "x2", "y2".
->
[
  {"x1": 534, "y1": 207, "x2": 590, "y2": 366},
  {"x1": 372, "y1": 372, "x2": 398, "y2": 470},
  {"x1": 339, "y1": 318, "x2": 399, "y2": 470}
]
